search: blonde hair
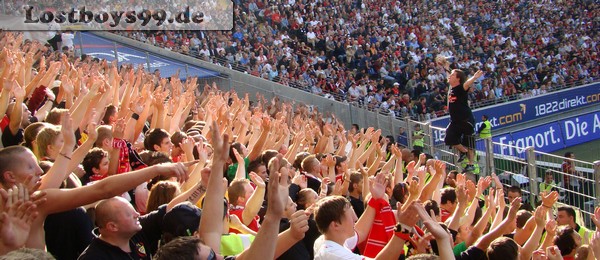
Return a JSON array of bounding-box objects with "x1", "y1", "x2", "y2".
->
[
  {"x1": 35, "y1": 126, "x2": 61, "y2": 160},
  {"x1": 45, "y1": 108, "x2": 68, "y2": 125}
]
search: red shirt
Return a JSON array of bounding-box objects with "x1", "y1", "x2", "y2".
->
[
  {"x1": 441, "y1": 208, "x2": 452, "y2": 222},
  {"x1": 229, "y1": 206, "x2": 260, "y2": 234}
]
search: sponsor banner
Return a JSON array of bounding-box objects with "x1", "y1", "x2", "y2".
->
[
  {"x1": 491, "y1": 111, "x2": 600, "y2": 158},
  {"x1": 431, "y1": 83, "x2": 600, "y2": 144},
  {"x1": 80, "y1": 32, "x2": 219, "y2": 79}
]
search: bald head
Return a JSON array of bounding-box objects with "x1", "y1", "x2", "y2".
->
[
  {"x1": 401, "y1": 148, "x2": 412, "y2": 162},
  {"x1": 95, "y1": 197, "x2": 125, "y2": 229}
]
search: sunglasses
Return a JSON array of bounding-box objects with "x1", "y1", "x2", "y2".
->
[{"x1": 207, "y1": 248, "x2": 217, "y2": 260}]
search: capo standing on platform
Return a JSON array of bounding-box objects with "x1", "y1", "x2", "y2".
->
[{"x1": 437, "y1": 56, "x2": 484, "y2": 173}]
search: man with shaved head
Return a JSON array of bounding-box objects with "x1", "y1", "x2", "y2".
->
[{"x1": 79, "y1": 196, "x2": 167, "y2": 259}]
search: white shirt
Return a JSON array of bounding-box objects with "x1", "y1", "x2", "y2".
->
[
  {"x1": 61, "y1": 33, "x2": 75, "y2": 49},
  {"x1": 314, "y1": 233, "x2": 360, "y2": 260}
]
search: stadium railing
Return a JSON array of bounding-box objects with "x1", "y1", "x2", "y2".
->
[{"x1": 411, "y1": 120, "x2": 599, "y2": 229}]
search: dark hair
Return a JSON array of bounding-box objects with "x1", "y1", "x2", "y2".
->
[
  {"x1": 411, "y1": 149, "x2": 421, "y2": 159},
  {"x1": 392, "y1": 182, "x2": 408, "y2": 204},
  {"x1": 507, "y1": 185, "x2": 522, "y2": 195},
  {"x1": 229, "y1": 142, "x2": 244, "y2": 162},
  {"x1": 454, "y1": 69, "x2": 467, "y2": 85},
  {"x1": 170, "y1": 131, "x2": 187, "y2": 149},
  {"x1": 423, "y1": 199, "x2": 440, "y2": 217},
  {"x1": 557, "y1": 206, "x2": 576, "y2": 219},
  {"x1": 293, "y1": 152, "x2": 310, "y2": 171},
  {"x1": 347, "y1": 172, "x2": 363, "y2": 193},
  {"x1": 314, "y1": 196, "x2": 349, "y2": 234},
  {"x1": 248, "y1": 159, "x2": 266, "y2": 173},
  {"x1": 554, "y1": 226, "x2": 578, "y2": 256},
  {"x1": 154, "y1": 236, "x2": 204, "y2": 260},
  {"x1": 102, "y1": 105, "x2": 117, "y2": 125},
  {"x1": 440, "y1": 187, "x2": 457, "y2": 205},
  {"x1": 487, "y1": 237, "x2": 519, "y2": 260},
  {"x1": 261, "y1": 150, "x2": 279, "y2": 167},
  {"x1": 144, "y1": 128, "x2": 170, "y2": 151},
  {"x1": 516, "y1": 210, "x2": 532, "y2": 229},
  {"x1": 82, "y1": 148, "x2": 108, "y2": 175},
  {"x1": 564, "y1": 152, "x2": 574, "y2": 158}
]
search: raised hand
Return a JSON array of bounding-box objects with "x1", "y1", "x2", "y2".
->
[
  {"x1": 533, "y1": 206, "x2": 547, "y2": 227},
  {"x1": 540, "y1": 191, "x2": 559, "y2": 209},
  {"x1": 466, "y1": 180, "x2": 477, "y2": 202},
  {"x1": 332, "y1": 179, "x2": 344, "y2": 196},
  {"x1": 60, "y1": 112, "x2": 76, "y2": 148},
  {"x1": 180, "y1": 136, "x2": 195, "y2": 155},
  {"x1": 249, "y1": 172, "x2": 266, "y2": 189},
  {"x1": 408, "y1": 179, "x2": 420, "y2": 198},
  {"x1": 476, "y1": 176, "x2": 492, "y2": 196},
  {"x1": 545, "y1": 246, "x2": 563, "y2": 260},
  {"x1": 507, "y1": 197, "x2": 522, "y2": 220},
  {"x1": 491, "y1": 172, "x2": 503, "y2": 190},
  {"x1": 155, "y1": 161, "x2": 198, "y2": 184},
  {"x1": 592, "y1": 207, "x2": 600, "y2": 230},
  {"x1": 397, "y1": 201, "x2": 420, "y2": 227},
  {"x1": 291, "y1": 174, "x2": 307, "y2": 190},
  {"x1": 545, "y1": 219, "x2": 557, "y2": 235},
  {"x1": 266, "y1": 156, "x2": 289, "y2": 219},
  {"x1": 289, "y1": 210, "x2": 310, "y2": 240},
  {"x1": 415, "y1": 202, "x2": 450, "y2": 240},
  {"x1": 370, "y1": 173, "x2": 388, "y2": 200},
  {"x1": 456, "y1": 185, "x2": 468, "y2": 205},
  {"x1": 322, "y1": 154, "x2": 335, "y2": 168},
  {"x1": 0, "y1": 184, "x2": 40, "y2": 251}
]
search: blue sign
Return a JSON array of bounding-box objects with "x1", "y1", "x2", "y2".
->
[
  {"x1": 489, "y1": 111, "x2": 600, "y2": 158},
  {"x1": 431, "y1": 83, "x2": 600, "y2": 144},
  {"x1": 77, "y1": 32, "x2": 220, "y2": 79}
]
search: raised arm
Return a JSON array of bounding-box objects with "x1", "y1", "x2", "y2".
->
[
  {"x1": 237, "y1": 155, "x2": 288, "y2": 260},
  {"x1": 39, "y1": 113, "x2": 76, "y2": 189},
  {"x1": 464, "y1": 70, "x2": 484, "y2": 91},
  {"x1": 241, "y1": 173, "x2": 266, "y2": 226},
  {"x1": 467, "y1": 192, "x2": 496, "y2": 247},
  {"x1": 247, "y1": 117, "x2": 271, "y2": 161},
  {"x1": 474, "y1": 198, "x2": 521, "y2": 251},
  {"x1": 355, "y1": 173, "x2": 388, "y2": 243},
  {"x1": 520, "y1": 206, "x2": 548, "y2": 260},
  {"x1": 39, "y1": 162, "x2": 193, "y2": 216},
  {"x1": 419, "y1": 161, "x2": 445, "y2": 201},
  {"x1": 7, "y1": 81, "x2": 25, "y2": 135},
  {"x1": 199, "y1": 121, "x2": 229, "y2": 252}
]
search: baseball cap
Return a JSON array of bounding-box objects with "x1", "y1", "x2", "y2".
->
[{"x1": 162, "y1": 202, "x2": 202, "y2": 242}]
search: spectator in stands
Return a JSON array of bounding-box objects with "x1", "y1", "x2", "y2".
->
[
  {"x1": 507, "y1": 185, "x2": 534, "y2": 212},
  {"x1": 539, "y1": 169, "x2": 557, "y2": 194}
]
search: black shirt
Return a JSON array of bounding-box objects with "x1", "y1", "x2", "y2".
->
[
  {"x1": 455, "y1": 246, "x2": 486, "y2": 260},
  {"x1": 78, "y1": 205, "x2": 167, "y2": 260},
  {"x1": 448, "y1": 83, "x2": 474, "y2": 123},
  {"x1": 349, "y1": 195, "x2": 365, "y2": 218},
  {"x1": 78, "y1": 237, "x2": 150, "y2": 260},
  {"x1": 45, "y1": 207, "x2": 94, "y2": 260},
  {"x1": 2, "y1": 125, "x2": 23, "y2": 147}
]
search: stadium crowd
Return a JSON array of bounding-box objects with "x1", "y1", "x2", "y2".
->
[
  {"x1": 1, "y1": 31, "x2": 600, "y2": 260},
  {"x1": 111, "y1": 0, "x2": 600, "y2": 120}
]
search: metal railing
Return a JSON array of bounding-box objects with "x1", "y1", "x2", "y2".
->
[{"x1": 410, "y1": 119, "x2": 599, "y2": 229}]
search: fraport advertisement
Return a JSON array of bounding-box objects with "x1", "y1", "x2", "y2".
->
[
  {"x1": 487, "y1": 111, "x2": 600, "y2": 158},
  {"x1": 431, "y1": 83, "x2": 600, "y2": 147}
]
